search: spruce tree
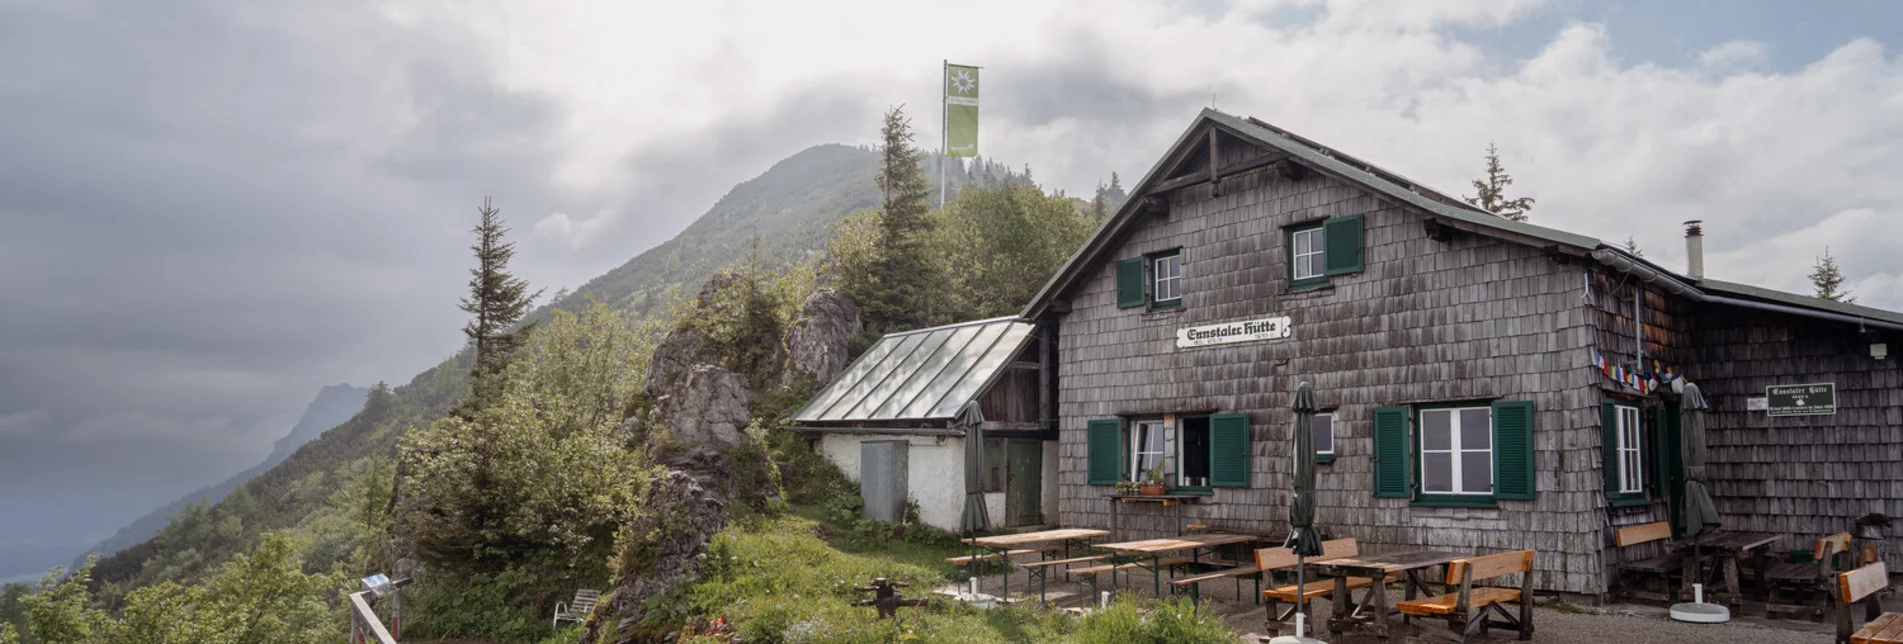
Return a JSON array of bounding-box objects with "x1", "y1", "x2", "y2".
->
[
  {"x1": 459, "y1": 197, "x2": 541, "y2": 408},
  {"x1": 1464, "y1": 142, "x2": 1535, "y2": 222},
  {"x1": 859, "y1": 105, "x2": 939, "y2": 333},
  {"x1": 1623, "y1": 236, "x2": 1643, "y2": 257},
  {"x1": 1810, "y1": 247, "x2": 1855, "y2": 303}
]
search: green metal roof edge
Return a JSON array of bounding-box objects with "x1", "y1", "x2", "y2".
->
[
  {"x1": 1202, "y1": 110, "x2": 1603, "y2": 251},
  {"x1": 1696, "y1": 278, "x2": 1903, "y2": 327}
]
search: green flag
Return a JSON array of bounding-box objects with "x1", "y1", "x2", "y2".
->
[{"x1": 945, "y1": 63, "x2": 978, "y2": 158}]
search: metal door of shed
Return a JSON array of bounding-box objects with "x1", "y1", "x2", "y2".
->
[{"x1": 860, "y1": 440, "x2": 908, "y2": 523}]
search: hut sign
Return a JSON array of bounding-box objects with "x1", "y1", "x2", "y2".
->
[
  {"x1": 1176, "y1": 316, "x2": 1293, "y2": 349},
  {"x1": 1765, "y1": 383, "x2": 1836, "y2": 417}
]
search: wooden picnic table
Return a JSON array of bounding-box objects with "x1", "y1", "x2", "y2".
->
[
  {"x1": 1671, "y1": 531, "x2": 1780, "y2": 606},
  {"x1": 1310, "y1": 549, "x2": 1462, "y2": 641},
  {"x1": 1098, "y1": 533, "x2": 1261, "y2": 597},
  {"x1": 1107, "y1": 493, "x2": 1204, "y2": 540},
  {"x1": 962, "y1": 528, "x2": 1109, "y2": 600}
]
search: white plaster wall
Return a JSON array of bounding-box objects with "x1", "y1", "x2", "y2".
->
[{"x1": 817, "y1": 433, "x2": 969, "y2": 532}]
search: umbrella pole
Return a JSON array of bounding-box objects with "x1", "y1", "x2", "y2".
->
[{"x1": 1295, "y1": 553, "x2": 1306, "y2": 637}]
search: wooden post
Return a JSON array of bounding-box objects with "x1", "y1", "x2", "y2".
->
[
  {"x1": 1038, "y1": 329, "x2": 1053, "y2": 429},
  {"x1": 1207, "y1": 130, "x2": 1222, "y2": 196}
]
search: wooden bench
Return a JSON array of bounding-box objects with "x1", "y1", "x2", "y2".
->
[
  {"x1": 1768, "y1": 532, "x2": 1853, "y2": 621},
  {"x1": 1020, "y1": 554, "x2": 1114, "y2": 603},
  {"x1": 1257, "y1": 538, "x2": 1389, "y2": 636},
  {"x1": 1610, "y1": 521, "x2": 1682, "y2": 603},
  {"x1": 1837, "y1": 561, "x2": 1900, "y2": 644},
  {"x1": 1397, "y1": 549, "x2": 1535, "y2": 642},
  {"x1": 1069, "y1": 556, "x2": 1192, "y2": 599},
  {"x1": 552, "y1": 589, "x2": 599, "y2": 629},
  {"x1": 1168, "y1": 563, "x2": 1263, "y2": 607},
  {"x1": 945, "y1": 546, "x2": 1059, "y2": 574}
]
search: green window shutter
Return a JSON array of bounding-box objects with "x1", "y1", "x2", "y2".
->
[
  {"x1": 1602, "y1": 402, "x2": 1621, "y2": 499},
  {"x1": 1209, "y1": 413, "x2": 1251, "y2": 488},
  {"x1": 1648, "y1": 405, "x2": 1669, "y2": 497},
  {"x1": 1322, "y1": 215, "x2": 1365, "y2": 275},
  {"x1": 1115, "y1": 257, "x2": 1147, "y2": 309},
  {"x1": 1492, "y1": 400, "x2": 1536, "y2": 500},
  {"x1": 1087, "y1": 419, "x2": 1123, "y2": 485},
  {"x1": 1371, "y1": 406, "x2": 1411, "y2": 498}
]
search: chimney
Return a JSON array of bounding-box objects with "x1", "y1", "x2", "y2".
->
[{"x1": 1684, "y1": 220, "x2": 1704, "y2": 279}]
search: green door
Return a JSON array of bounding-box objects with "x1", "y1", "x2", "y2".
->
[
  {"x1": 1006, "y1": 440, "x2": 1043, "y2": 527},
  {"x1": 1652, "y1": 404, "x2": 1687, "y2": 536}
]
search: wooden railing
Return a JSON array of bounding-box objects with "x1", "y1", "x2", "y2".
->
[{"x1": 349, "y1": 577, "x2": 411, "y2": 644}]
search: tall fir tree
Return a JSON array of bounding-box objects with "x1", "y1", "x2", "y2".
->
[
  {"x1": 1809, "y1": 247, "x2": 1855, "y2": 303},
  {"x1": 1622, "y1": 236, "x2": 1643, "y2": 257},
  {"x1": 1464, "y1": 142, "x2": 1535, "y2": 222},
  {"x1": 459, "y1": 197, "x2": 542, "y2": 410},
  {"x1": 857, "y1": 105, "x2": 940, "y2": 334}
]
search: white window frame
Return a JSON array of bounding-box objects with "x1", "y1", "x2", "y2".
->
[
  {"x1": 1152, "y1": 252, "x2": 1182, "y2": 303},
  {"x1": 1292, "y1": 227, "x2": 1326, "y2": 280},
  {"x1": 1616, "y1": 405, "x2": 1644, "y2": 494},
  {"x1": 1313, "y1": 412, "x2": 1335, "y2": 457},
  {"x1": 1419, "y1": 407, "x2": 1493, "y2": 496},
  {"x1": 1128, "y1": 418, "x2": 1170, "y2": 480}
]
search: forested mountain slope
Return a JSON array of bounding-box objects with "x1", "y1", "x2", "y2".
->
[{"x1": 75, "y1": 384, "x2": 368, "y2": 564}]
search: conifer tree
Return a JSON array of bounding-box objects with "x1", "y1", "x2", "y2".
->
[
  {"x1": 1623, "y1": 236, "x2": 1643, "y2": 257},
  {"x1": 855, "y1": 106, "x2": 940, "y2": 334},
  {"x1": 1464, "y1": 142, "x2": 1535, "y2": 222},
  {"x1": 459, "y1": 197, "x2": 541, "y2": 408},
  {"x1": 1810, "y1": 247, "x2": 1855, "y2": 303}
]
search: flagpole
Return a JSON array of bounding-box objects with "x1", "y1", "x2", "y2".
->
[{"x1": 940, "y1": 59, "x2": 948, "y2": 210}]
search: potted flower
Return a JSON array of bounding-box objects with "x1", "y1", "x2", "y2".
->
[
  {"x1": 1138, "y1": 463, "x2": 1168, "y2": 496},
  {"x1": 1113, "y1": 480, "x2": 1141, "y2": 496},
  {"x1": 1856, "y1": 513, "x2": 1891, "y2": 540}
]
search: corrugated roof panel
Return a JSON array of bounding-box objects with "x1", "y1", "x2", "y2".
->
[
  {"x1": 866, "y1": 324, "x2": 986, "y2": 419},
  {"x1": 926, "y1": 322, "x2": 1034, "y2": 418},
  {"x1": 837, "y1": 327, "x2": 958, "y2": 420},
  {"x1": 892, "y1": 321, "x2": 1013, "y2": 419},
  {"x1": 813, "y1": 331, "x2": 932, "y2": 420}
]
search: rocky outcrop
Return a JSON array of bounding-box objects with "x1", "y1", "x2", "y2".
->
[
  {"x1": 643, "y1": 325, "x2": 705, "y2": 401},
  {"x1": 583, "y1": 465, "x2": 730, "y2": 644},
  {"x1": 780, "y1": 288, "x2": 861, "y2": 389},
  {"x1": 647, "y1": 364, "x2": 751, "y2": 448}
]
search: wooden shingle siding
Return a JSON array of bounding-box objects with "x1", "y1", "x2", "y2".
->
[
  {"x1": 1688, "y1": 308, "x2": 1903, "y2": 571},
  {"x1": 1054, "y1": 161, "x2": 1607, "y2": 594}
]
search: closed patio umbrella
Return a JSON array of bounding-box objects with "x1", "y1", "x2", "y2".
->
[
  {"x1": 1671, "y1": 382, "x2": 1729, "y2": 623},
  {"x1": 959, "y1": 402, "x2": 991, "y2": 536},
  {"x1": 1273, "y1": 381, "x2": 1326, "y2": 644}
]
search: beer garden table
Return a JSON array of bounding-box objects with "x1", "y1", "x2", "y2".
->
[
  {"x1": 1671, "y1": 531, "x2": 1780, "y2": 606},
  {"x1": 965, "y1": 528, "x2": 1109, "y2": 599},
  {"x1": 1309, "y1": 549, "x2": 1462, "y2": 641},
  {"x1": 1097, "y1": 533, "x2": 1261, "y2": 597}
]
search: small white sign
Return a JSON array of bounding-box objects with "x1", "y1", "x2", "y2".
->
[
  {"x1": 1177, "y1": 316, "x2": 1293, "y2": 349},
  {"x1": 1746, "y1": 397, "x2": 1768, "y2": 411}
]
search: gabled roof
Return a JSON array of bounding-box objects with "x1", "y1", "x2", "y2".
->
[
  {"x1": 1019, "y1": 109, "x2": 1903, "y2": 333},
  {"x1": 790, "y1": 317, "x2": 1035, "y2": 423},
  {"x1": 1021, "y1": 109, "x2": 1600, "y2": 319}
]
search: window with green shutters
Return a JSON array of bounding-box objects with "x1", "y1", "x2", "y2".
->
[
  {"x1": 1115, "y1": 250, "x2": 1185, "y2": 311},
  {"x1": 1086, "y1": 419, "x2": 1123, "y2": 485},
  {"x1": 1371, "y1": 401, "x2": 1535, "y2": 506},
  {"x1": 1286, "y1": 215, "x2": 1366, "y2": 290},
  {"x1": 1115, "y1": 258, "x2": 1147, "y2": 309},
  {"x1": 1209, "y1": 413, "x2": 1251, "y2": 488},
  {"x1": 1603, "y1": 401, "x2": 1649, "y2": 507}
]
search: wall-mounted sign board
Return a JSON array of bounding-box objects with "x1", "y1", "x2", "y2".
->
[
  {"x1": 1176, "y1": 316, "x2": 1292, "y2": 349},
  {"x1": 1765, "y1": 383, "x2": 1835, "y2": 417}
]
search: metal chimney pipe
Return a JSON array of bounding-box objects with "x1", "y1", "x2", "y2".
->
[{"x1": 1684, "y1": 220, "x2": 1705, "y2": 279}]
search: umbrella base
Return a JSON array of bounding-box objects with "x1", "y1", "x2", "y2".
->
[
  {"x1": 1265, "y1": 637, "x2": 1327, "y2": 644},
  {"x1": 1668, "y1": 602, "x2": 1730, "y2": 623}
]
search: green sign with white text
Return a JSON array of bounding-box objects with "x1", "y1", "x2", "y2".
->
[
  {"x1": 945, "y1": 64, "x2": 979, "y2": 157},
  {"x1": 1766, "y1": 383, "x2": 1835, "y2": 417}
]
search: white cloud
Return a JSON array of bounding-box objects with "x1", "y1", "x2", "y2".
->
[
  {"x1": 0, "y1": 410, "x2": 51, "y2": 437},
  {"x1": 376, "y1": 0, "x2": 1903, "y2": 312}
]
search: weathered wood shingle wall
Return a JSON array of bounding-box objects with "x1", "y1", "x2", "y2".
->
[
  {"x1": 1053, "y1": 162, "x2": 1607, "y2": 593},
  {"x1": 1588, "y1": 272, "x2": 1693, "y2": 565},
  {"x1": 1688, "y1": 308, "x2": 1903, "y2": 570}
]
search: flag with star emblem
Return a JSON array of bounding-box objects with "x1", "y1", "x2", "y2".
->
[{"x1": 945, "y1": 63, "x2": 979, "y2": 157}]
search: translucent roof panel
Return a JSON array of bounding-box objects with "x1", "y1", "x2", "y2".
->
[{"x1": 790, "y1": 317, "x2": 1036, "y2": 423}]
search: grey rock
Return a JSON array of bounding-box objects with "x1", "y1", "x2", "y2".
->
[
  {"x1": 648, "y1": 364, "x2": 751, "y2": 448},
  {"x1": 780, "y1": 288, "x2": 861, "y2": 389}
]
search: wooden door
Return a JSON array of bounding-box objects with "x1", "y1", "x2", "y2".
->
[
  {"x1": 1006, "y1": 439, "x2": 1043, "y2": 527},
  {"x1": 1652, "y1": 404, "x2": 1687, "y2": 536}
]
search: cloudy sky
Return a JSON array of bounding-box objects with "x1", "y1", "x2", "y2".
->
[{"x1": 2, "y1": 0, "x2": 1900, "y2": 577}]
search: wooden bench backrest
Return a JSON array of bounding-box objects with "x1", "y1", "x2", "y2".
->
[
  {"x1": 1839, "y1": 561, "x2": 1888, "y2": 604},
  {"x1": 1614, "y1": 521, "x2": 1671, "y2": 547},
  {"x1": 1254, "y1": 538, "x2": 1358, "y2": 571},
  {"x1": 1815, "y1": 532, "x2": 1852, "y2": 562},
  {"x1": 1447, "y1": 550, "x2": 1535, "y2": 585}
]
